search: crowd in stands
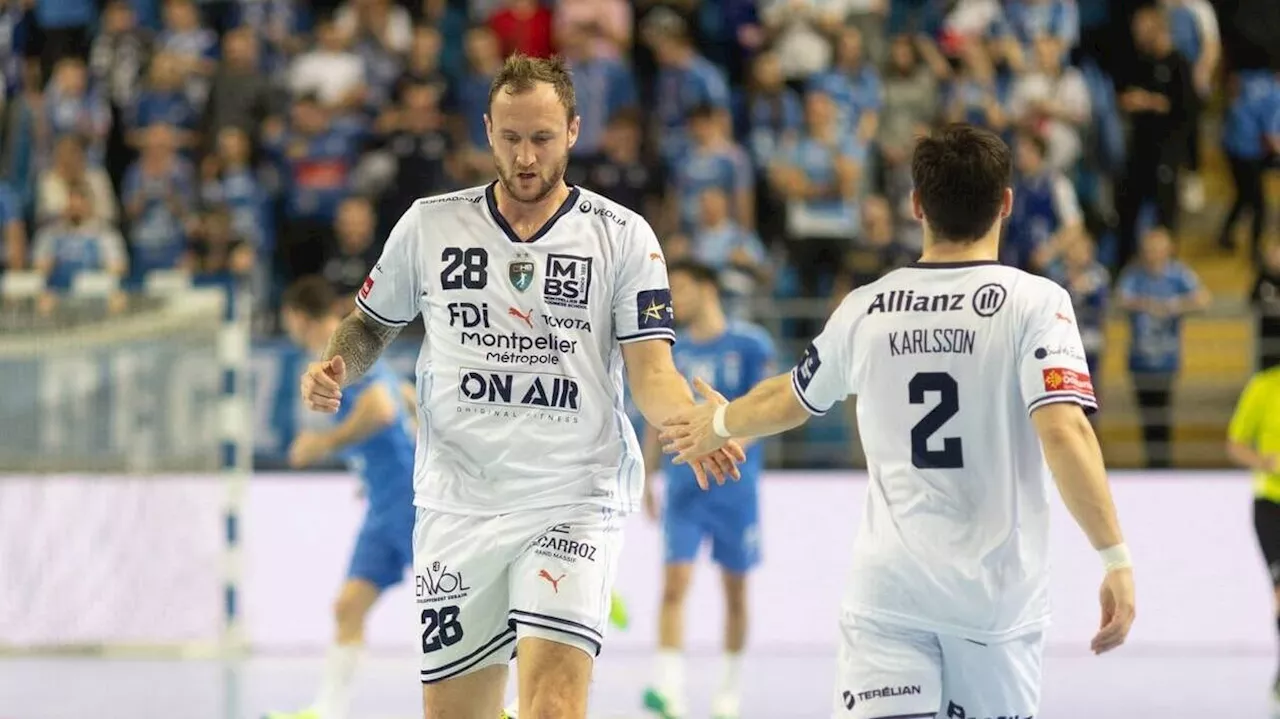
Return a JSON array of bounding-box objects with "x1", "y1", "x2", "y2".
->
[{"x1": 0, "y1": 0, "x2": 1277, "y2": 427}]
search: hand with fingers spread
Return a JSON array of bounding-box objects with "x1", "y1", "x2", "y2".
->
[
  {"x1": 658, "y1": 377, "x2": 747, "y2": 490},
  {"x1": 301, "y1": 355, "x2": 347, "y2": 413},
  {"x1": 1091, "y1": 567, "x2": 1135, "y2": 655}
]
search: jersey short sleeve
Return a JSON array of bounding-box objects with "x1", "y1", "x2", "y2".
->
[
  {"x1": 355, "y1": 207, "x2": 422, "y2": 328},
  {"x1": 1228, "y1": 375, "x2": 1265, "y2": 445},
  {"x1": 790, "y1": 294, "x2": 859, "y2": 416},
  {"x1": 612, "y1": 219, "x2": 676, "y2": 345},
  {"x1": 1018, "y1": 284, "x2": 1099, "y2": 415}
]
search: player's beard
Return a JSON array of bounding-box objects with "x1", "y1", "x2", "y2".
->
[{"x1": 494, "y1": 150, "x2": 568, "y2": 205}]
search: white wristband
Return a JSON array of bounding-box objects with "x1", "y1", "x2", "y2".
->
[
  {"x1": 712, "y1": 403, "x2": 732, "y2": 439},
  {"x1": 1099, "y1": 543, "x2": 1132, "y2": 572}
]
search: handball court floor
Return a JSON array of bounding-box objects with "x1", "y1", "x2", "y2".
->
[{"x1": 0, "y1": 644, "x2": 1275, "y2": 719}]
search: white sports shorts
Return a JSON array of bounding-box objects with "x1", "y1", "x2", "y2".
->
[
  {"x1": 831, "y1": 615, "x2": 1043, "y2": 719},
  {"x1": 412, "y1": 504, "x2": 624, "y2": 685}
]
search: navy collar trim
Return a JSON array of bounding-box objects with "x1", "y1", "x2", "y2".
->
[
  {"x1": 484, "y1": 181, "x2": 581, "y2": 244},
  {"x1": 906, "y1": 260, "x2": 1002, "y2": 269}
]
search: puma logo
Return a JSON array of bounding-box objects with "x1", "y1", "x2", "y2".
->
[
  {"x1": 1054, "y1": 312, "x2": 1074, "y2": 324},
  {"x1": 508, "y1": 307, "x2": 534, "y2": 328},
  {"x1": 538, "y1": 569, "x2": 566, "y2": 593},
  {"x1": 648, "y1": 252, "x2": 665, "y2": 264}
]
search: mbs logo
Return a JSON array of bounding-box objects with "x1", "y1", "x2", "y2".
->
[{"x1": 543, "y1": 254, "x2": 592, "y2": 309}]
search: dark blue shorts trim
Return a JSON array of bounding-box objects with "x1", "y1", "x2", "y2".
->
[
  {"x1": 508, "y1": 610, "x2": 603, "y2": 656},
  {"x1": 420, "y1": 627, "x2": 516, "y2": 684}
]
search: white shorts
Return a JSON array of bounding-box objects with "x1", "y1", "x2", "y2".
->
[
  {"x1": 412, "y1": 504, "x2": 624, "y2": 685},
  {"x1": 831, "y1": 616, "x2": 1043, "y2": 719}
]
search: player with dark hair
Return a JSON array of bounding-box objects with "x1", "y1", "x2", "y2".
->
[
  {"x1": 267, "y1": 276, "x2": 417, "y2": 719},
  {"x1": 640, "y1": 260, "x2": 776, "y2": 719},
  {"x1": 660, "y1": 124, "x2": 1135, "y2": 719},
  {"x1": 299, "y1": 53, "x2": 743, "y2": 719}
]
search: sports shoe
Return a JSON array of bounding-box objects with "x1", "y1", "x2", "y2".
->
[
  {"x1": 609, "y1": 591, "x2": 629, "y2": 629},
  {"x1": 710, "y1": 691, "x2": 740, "y2": 719},
  {"x1": 642, "y1": 686, "x2": 684, "y2": 719},
  {"x1": 500, "y1": 709, "x2": 517, "y2": 719},
  {"x1": 262, "y1": 711, "x2": 318, "y2": 719}
]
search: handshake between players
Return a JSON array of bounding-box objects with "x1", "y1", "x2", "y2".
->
[{"x1": 303, "y1": 353, "x2": 748, "y2": 489}]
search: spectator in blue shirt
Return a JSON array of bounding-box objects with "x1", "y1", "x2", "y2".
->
[
  {"x1": 641, "y1": 8, "x2": 731, "y2": 170},
  {"x1": 157, "y1": 0, "x2": 219, "y2": 101},
  {"x1": 670, "y1": 105, "x2": 754, "y2": 235},
  {"x1": 943, "y1": 40, "x2": 1010, "y2": 134},
  {"x1": 667, "y1": 187, "x2": 769, "y2": 321},
  {"x1": 561, "y1": 23, "x2": 637, "y2": 157},
  {"x1": 454, "y1": 26, "x2": 504, "y2": 184},
  {"x1": 200, "y1": 126, "x2": 267, "y2": 257},
  {"x1": 682, "y1": 187, "x2": 768, "y2": 273},
  {"x1": 236, "y1": 0, "x2": 313, "y2": 79},
  {"x1": 1116, "y1": 226, "x2": 1211, "y2": 468},
  {"x1": 122, "y1": 123, "x2": 195, "y2": 278},
  {"x1": 0, "y1": 181, "x2": 28, "y2": 270},
  {"x1": 263, "y1": 93, "x2": 363, "y2": 280},
  {"x1": 44, "y1": 58, "x2": 112, "y2": 167},
  {"x1": 1003, "y1": 132, "x2": 1083, "y2": 272},
  {"x1": 1218, "y1": 71, "x2": 1279, "y2": 258},
  {"x1": 770, "y1": 89, "x2": 865, "y2": 317},
  {"x1": 807, "y1": 26, "x2": 882, "y2": 146},
  {"x1": 992, "y1": 0, "x2": 1079, "y2": 63},
  {"x1": 742, "y1": 50, "x2": 803, "y2": 170},
  {"x1": 128, "y1": 53, "x2": 199, "y2": 149},
  {"x1": 32, "y1": 181, "x2": 128, "y2": 291}
]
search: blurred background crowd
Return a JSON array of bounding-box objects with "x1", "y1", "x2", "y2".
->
[{"x1": 0, "y1": 0, "x2": 1277, "y2": 469}]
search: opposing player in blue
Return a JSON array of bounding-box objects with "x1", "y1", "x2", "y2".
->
[
  {"x1": 640, "y1": 260, "x2": 776, "y2": 719},
  {"x1": 267, "y1": 276, "x2": 418, "y2": 719}
]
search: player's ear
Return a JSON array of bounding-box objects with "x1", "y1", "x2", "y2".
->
[
  {"x1": 1000, "y1": 187, "x2": 1014, "y2": 219},
  {"x1": 909, "y1": 190, "x2": 924, "y2": 222},
  {"x1": 567, "y1": 114, "x2": 581, "y2": 149},
  {"x1": 483, "y1": 114, "x2": 493, "y2": 147}
]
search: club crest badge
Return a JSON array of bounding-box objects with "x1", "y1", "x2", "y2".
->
[{"x1": 508, "y1": 251, "x2": 535, "y2": 292}]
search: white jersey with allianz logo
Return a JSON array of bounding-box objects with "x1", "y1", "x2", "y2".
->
[
  {"x1": 791, "y1": 260, "x2": 1098, "y2": 643},
  {"x1": 355, "y1": 182, "x2": 674, "y2": 516}
]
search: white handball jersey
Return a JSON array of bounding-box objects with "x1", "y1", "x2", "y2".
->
[
  {"x1": 355, "y1": 183, "x2": 675, "y2": 515},
  {"x1": 791, "y1": 261, "x2": 1098, "y2": 642}
]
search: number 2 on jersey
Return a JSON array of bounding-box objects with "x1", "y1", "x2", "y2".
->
[
  {"x1": 441, "y1": 248, "x2": 489, "y2": 290},
  {"x1": 908, "y1": 372, "x2": 964, "y2": 469}
]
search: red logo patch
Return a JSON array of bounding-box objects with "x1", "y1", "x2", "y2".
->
[
  {"x1": 1042, "y1": 367, "x2": 1094, "y2": 397},
  {"x1": 359, "y1": 276, "x2": 374, "y2": 299}
]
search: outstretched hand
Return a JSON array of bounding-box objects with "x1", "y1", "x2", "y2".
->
[{"x1": 659, "y1": 377, "x2": 747, "y2": 489}]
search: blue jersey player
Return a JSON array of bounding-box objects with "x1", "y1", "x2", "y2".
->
[
  {"x1": 640, "y1": 261, "x2": 776, "y2": 719},
  {"x1": 269, "y1": 277, "x2": 418, "y2": 719}
]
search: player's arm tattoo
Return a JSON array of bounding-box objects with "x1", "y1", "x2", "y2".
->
[{"x1": 323, "y1": 310, "x2": 402, "y2": 385}]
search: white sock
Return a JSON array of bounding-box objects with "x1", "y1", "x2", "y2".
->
[
  {"x1": 656, "y1": 648, "x2": 684, "y2": 698},
  {"x1": 314, "y1": 644, "x2": 361, "y2": 719},
  {"x1": 717, "y1": 652, "x2": 743, "y2": 700}
]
